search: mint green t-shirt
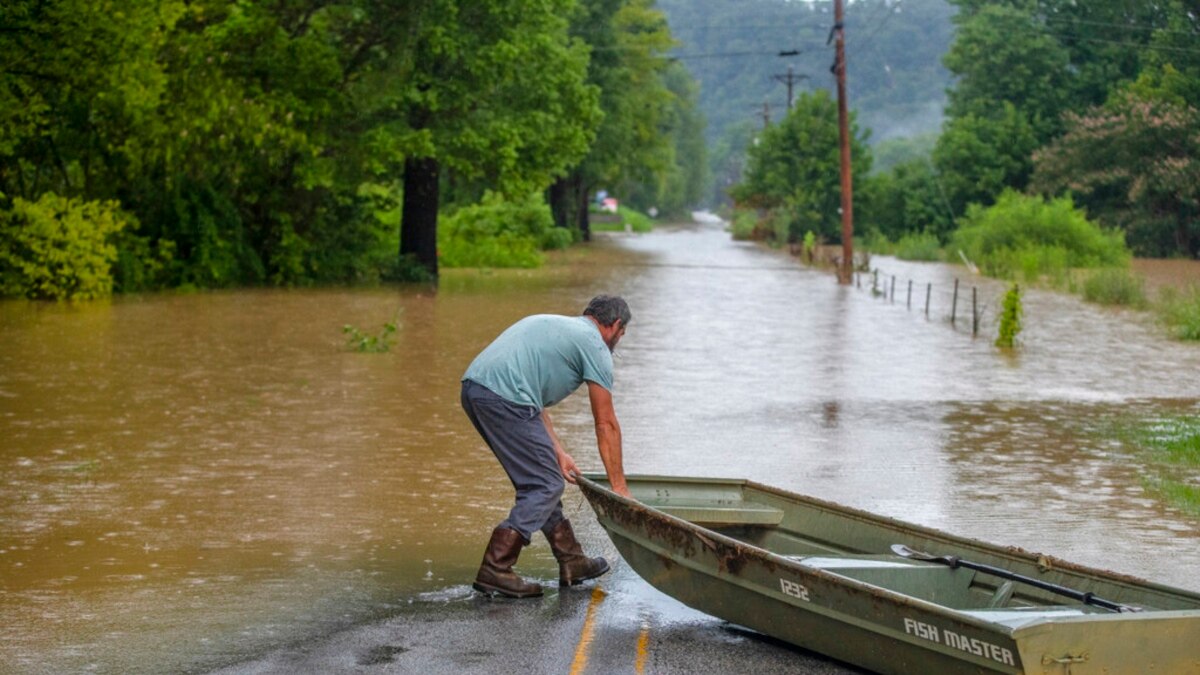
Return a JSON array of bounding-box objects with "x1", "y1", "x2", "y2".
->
[{"x1": 463, "y1": 315, "x2": 613, "y2": 410}]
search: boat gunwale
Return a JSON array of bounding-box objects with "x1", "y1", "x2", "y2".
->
[{"x1": 577, "y1": 473, "x2": 1200, "y2": 621}]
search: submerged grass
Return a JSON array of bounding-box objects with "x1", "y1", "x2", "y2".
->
[
  {"x1": 1080, "y1": 268, "x2": 1148, "y2": 308},
  {"x1": 1156, "y1": 285, "x2": 1200, "y2": 341},
  {"x1": 1108, "y1": 415, "x2": 1200, "y2": 515}
]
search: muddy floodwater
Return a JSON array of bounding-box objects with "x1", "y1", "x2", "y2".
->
[{"x1": 3, "y1": 216, "x2": 1199, "y2": 674}]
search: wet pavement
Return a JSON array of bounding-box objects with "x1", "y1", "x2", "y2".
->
[
  {"x1": 212, "y1": 522, "x2": 864, "y2": 675},
  {"x1": 3, "y1": 213, "x2": 1199, "y2": 674}
]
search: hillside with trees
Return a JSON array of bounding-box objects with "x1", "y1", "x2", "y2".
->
[{"x1": 722, "y1": 0, "x2": 1200, "y2": 262}]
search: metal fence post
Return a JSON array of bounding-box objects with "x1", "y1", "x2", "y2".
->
[
  {"x1": 972, "y1": 286, "x2": 979, "y2": 336},
  {"x1": 951, "y1": 279, "x2": 959, "y2": 325}
]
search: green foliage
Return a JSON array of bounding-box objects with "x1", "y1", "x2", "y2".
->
[
  {"x1": 0, "y1": 193, "x2": 128, "y2": 300},
  {"x1": 1031, "y1": 92, "x2": 1200, "y2": 258},
  {"x1": 1080, "y1": 269, "x2": 1147, "y2": 308},
  {"x1": 343, "y1": 321, "x2": 397, "y2": 353},
  {"x1": 592, "y1": 206, "x2": 657, "y2": 233},
  {"x1": 995, "y1": 283, "x2": 1023, "y2": 349},
  {"x1": 951, "y1": 191, "x2": 1130, "y2": 282},
  {"x1": 1157, "y1": 285, "x2": 1200, "y2": 341},
  {"x1": 731, "y1": 90, "x2": 871, "y2": 243},
  {"x1": 438, "y1": 193, "x2": 566, "y2": 269},
  {"x1": 932, "y1": 104, "x2": 1039, "y2": 216},
  {"x1": 616, "y1": 206, "x2": 653, "y2": 233},
  {"x1": 728, "y1": 209, "x2": 758, "y2": 241},
  {"x1": 893, "y1": 231, "x2": 943, "y2": 262},
  {"x1": 872, "y1": 134, "x2": 938, "y2": 175}
]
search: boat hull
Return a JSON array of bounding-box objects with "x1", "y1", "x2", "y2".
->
[{"x1": 579, "y1": 474, "x2": 1200, "y2": 675}]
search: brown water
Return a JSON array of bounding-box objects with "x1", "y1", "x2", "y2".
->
[{"x1": 3, "y1": 217, "x2": 1199, "y2": 674}]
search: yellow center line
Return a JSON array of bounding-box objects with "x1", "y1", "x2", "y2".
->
[
  {"x1": 569, "y1": 586, "x2": 607, "y2": 675},
  {"x1": 635, "y1": 619, "x2": 651, "y2": 674}
]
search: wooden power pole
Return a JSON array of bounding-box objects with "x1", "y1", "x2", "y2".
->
[{"x1": 833, "y1": 0, "x2": 854, "y2": 285}]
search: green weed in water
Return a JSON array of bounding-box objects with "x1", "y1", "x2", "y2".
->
[
  {"x1": 343, "y1": 321, "x2": 398, "y2": 353},
  {"x1": 995, "y1": 283, "x2": 1022, "y2": 349}
]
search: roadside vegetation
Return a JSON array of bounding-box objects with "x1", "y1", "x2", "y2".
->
[
  {"x1": 723, "y1": 0, "x2": 1199, "y2": 341},
  {"x1": 0, "y1": 0, "x2": 705, "y2": 300}
]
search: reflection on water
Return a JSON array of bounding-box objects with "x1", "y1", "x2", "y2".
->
[{"x1": 2, "y1": 219, "x2": 1198, "y2": 673}]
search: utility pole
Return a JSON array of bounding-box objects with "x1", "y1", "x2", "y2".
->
[
  {"x1": 832, "y1": 0, "x2": 854, "y2": 285},
  {"x1": 759, "y1": 99, "x2": 771, "y2": 128},
  {"x1": 772, "y1": 66, "x2": 809, "y2": 110}
]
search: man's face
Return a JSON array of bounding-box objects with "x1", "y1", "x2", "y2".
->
[{"x1": 604, "y1": 320, "x2": 626, "y2": 352}]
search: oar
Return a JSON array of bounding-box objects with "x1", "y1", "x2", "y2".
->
[{"x1": 890, "y1": 544, "x2": 1140, "y2": 613}]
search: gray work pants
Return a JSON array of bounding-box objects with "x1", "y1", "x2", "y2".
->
[{"x1": 460, "y1": 379, "x2": 565, "y2": 542}]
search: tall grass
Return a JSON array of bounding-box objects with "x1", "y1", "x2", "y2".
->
[
  {"x1": 1157, "y1": 285, "x2": 1200, "y2": 341},
  {"x1": 893, "y1": 231, "x2": 942, "y2": 262},
  {"x1": 1080, "y1": 268, "x2": 1147, "y2": 308}
]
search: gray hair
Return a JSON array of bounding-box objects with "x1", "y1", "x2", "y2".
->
[{"x1": 583, "y1": 295, "x2": 631, "y2": 328}]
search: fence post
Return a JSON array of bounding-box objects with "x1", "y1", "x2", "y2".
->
[
  {"x1": 872, "y1": 270, "x2": 878, "y2": 295},
  {"x1": 951, "y1": 279, "x2": 959, "y2": 325},
  {"x1": 925, "y1": 283, "x2": 931, "y2": 317},
  {"x1": 972, "y1": 286, "x2": 979, "y2": 336},
  {"x1": 906, "y1": 280, "x2": 912, "y2": 309},
  {"x1": 890, "y1": 275, "x2": 896, "y2": 303}
]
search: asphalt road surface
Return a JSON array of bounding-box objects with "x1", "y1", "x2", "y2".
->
[{"x1": 213, "y1": 522, "x2": 864, "y2": 675}]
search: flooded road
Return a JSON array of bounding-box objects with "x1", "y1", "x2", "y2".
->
[{"x1": 2, "y1": 216, "x2": 1199, "y2": 674}]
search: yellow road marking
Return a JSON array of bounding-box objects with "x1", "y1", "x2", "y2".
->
[
  {"x1": 569, "y1": 587, "x2": 607, "y2": 675},
  {"x1": 635, "y1": 620, "x2": 651, "y2": 674}
]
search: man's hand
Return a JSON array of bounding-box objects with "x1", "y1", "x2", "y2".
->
[
  {"x1": 558, "y1": 451, "x2": 581, "y2": 484},
  {"x1": 612, "y1": 483, "x2": 634, "y2": 499}
]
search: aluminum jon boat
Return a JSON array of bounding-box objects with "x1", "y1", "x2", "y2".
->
[{"x1": 576, "y1": 474, "x2": 1200, "y2": 674}]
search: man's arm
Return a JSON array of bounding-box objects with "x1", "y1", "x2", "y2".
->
[
  {"x1": 587, "y1": 381, "x2": 632, "y2": 498},
  {"x1": 541, "y1": 410, "x2": 580, "y2": 484}
]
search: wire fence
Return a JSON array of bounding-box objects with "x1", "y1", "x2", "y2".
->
[{"x1": 853, "y1": 267, "x2": 1008, "y2": 339}]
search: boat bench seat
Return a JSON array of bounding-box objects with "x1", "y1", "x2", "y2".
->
[
  {"x1": 789, "y1": 555, "x2": 928, "y2": 569},
  {"x1": 655, "y1": 502, "x2": 785, "y2": 526}
]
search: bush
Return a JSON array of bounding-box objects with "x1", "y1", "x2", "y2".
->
[
  {"x1": 893, "y1": 231, "x2": 942, "y2": 262},
  {"x1": 438, "y1": 193, "x2": 567, "y2": 269},
  {"x1": 1081, "y1": 268, "x2": 1147, "y2": 308},
  {"x1": 0, "y1": 193, "x2": 129, "y2": 300},
  {"x1": 1157, "y1": 285, "x2": 1200, "y2": 341},
  {"x1": 951, "y1": 190, "x2": 1129, "y2": 281},
  {"x1": 857, "y1": 228, "x2": 892, "y2": 255},
  {"x1": 729, "y1": 209, "x2": 758, "y2": 240},
  {"x1": 617, "y1": 206, "x2": 653, "y2": 233}
]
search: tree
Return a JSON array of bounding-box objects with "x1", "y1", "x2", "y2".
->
[
  {"x1": 1031, "y1": 93, "x2": 1200, "y2": 258},
  {"x1": 624, "y1": 61, "x2": 708, "y2": 218},
  {"x1": 397, "y1": 0, "x2": 601, "y2": 277},
  {"x1": 548, "y1": 0, "x2": 675, "y2": 240},
  {"x1": 731, "y1": 90, "x2": 870, "y2": 243},
  {"x1": 933, "y1": 103, "x2": 1038, "y2": 215}
]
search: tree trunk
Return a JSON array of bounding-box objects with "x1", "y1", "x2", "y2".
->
[
  {"x1": 547, "y1": 170, "x2": 592, "y2": 242},
  {"x1": 576, "y1": 178, "x2": 591, "y2": 242},
  {"x1": 401, "y1": 155, "x2": 440, "y2": 279}
]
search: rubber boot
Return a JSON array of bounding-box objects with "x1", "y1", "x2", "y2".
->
[
  {"x1": 544, "y1": 519, "x2": 610, "y2": 586},
  {"x1": 473, "y1": 526, "x2": 544, "y2": 598}
]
